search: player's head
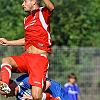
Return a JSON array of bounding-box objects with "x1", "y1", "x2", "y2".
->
[
  {"x1": 68, "y1": 73, "x2": 77, "y2": 84},
  {"x1": 36, "y1": 0, "x2": 41, "y2": 6},
  {"x1": 22, "y1": 0, "x2": 41, "y2": 12}
]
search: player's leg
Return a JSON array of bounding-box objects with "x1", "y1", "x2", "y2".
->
[
  {"x1": 20, "y1": 92, "x2": 60, "y2": 100},
  {"x1": 0, "y1": 57, "x2": 18, "y2": 93},
  {"x1": 0, "y1": 53, "x2": 28, "y2": 94},
  {"x1": 31, "y1": 87, "x2": 60, "y2": 100},
  {"x1": 27, "y1": 54, "x2": 49, "y2": 100},
  {"x1": 31, "y1": 86, "x2": 42, "y2": 100},
  {"x1": 1, "y1": 57, "x2": 18, "y2": 85},
  {"x1": 31, "y1": 82, "x2": 47, "y2": 100},
  {"x1": 44, "y1": 93, "x2": 61, "y2": 100}
]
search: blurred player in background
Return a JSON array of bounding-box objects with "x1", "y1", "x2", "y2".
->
[{"x1": 63, "y1": 73, "x2": 80, "y2": 100}]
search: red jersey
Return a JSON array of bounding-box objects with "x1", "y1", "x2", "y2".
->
[{"x1": 24, "y1": 6, "x2": 52, "y2": 53}]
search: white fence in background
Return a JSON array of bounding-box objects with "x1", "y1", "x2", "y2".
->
[{"x1": 0, "y1": 46, "x2": 100, "y2": 100}]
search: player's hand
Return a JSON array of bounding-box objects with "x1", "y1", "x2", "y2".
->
[
  {"x1": 15, "y1": 86, "x2": 19, "y2": 95},
  {"x1": 0, "y1": 38, "x2": 9, "y2": 46}
]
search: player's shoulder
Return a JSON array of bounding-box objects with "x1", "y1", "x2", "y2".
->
[
  {"x1": 40, "y1": 6, "x2": 52, "y2": 13},
  {"x1": 74, "y1": 83, "x2": 78, "y2": 87},
  {"x1": 40, "y1": 6, "x2": 49, "y2": 11},
  {"x1": 64, "y1": 83, "x2": 70, "y2": 87}
]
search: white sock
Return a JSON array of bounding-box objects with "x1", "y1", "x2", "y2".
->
[{"x1": 42, "y1": 93, "x2": 46, "y2": 100}]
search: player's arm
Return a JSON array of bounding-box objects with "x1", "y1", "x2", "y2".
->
[
  {"x1": 0, "y1": 38, "x2": 25, "y2": 46},
  {"x1": 42, "y1": 0, "x2": 54, "y2": 11},
  {"x1": 78, "y1": 94, "x2": 80, "y2": 100},
  {"x1": 77, "y1": 85, "x2": 80, "y2": 100},
  {"x1": 43, "y1": 80, "x2": 51, "y2": 91}
]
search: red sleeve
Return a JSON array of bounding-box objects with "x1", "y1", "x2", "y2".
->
[
  {"x1": 42, "y1": 6, "x2": 53, "y2": 16},
  {"x1": 41, "y1": 6, "x2": 53, "y2": 24}
]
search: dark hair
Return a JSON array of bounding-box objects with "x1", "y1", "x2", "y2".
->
[
  {"x1": 68, "y1": 73, "x2": 77, "y2": 81},
  {"x1": 36, "y1": 0, "x2": 41, "y2": 6}
]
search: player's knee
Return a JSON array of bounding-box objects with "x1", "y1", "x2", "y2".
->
[{"x1": 2, "y1": 57, "x2": 11, "y2": 64}]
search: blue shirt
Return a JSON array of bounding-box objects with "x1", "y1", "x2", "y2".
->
[
  {"x1": 15, "y1": 74, "x2": 31, "y2": 100},
  {"x1": 46, "y1": 78, "x2": 69, "y2": 100},
  {"x1": 15, "y1": 74, "x2": 69, "y2": 100},
  {"x1": 64, "y1": 83, "x2": 80, "y2": 100}
]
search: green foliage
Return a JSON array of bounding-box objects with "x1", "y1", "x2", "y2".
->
[
  {"x1": 51, "y1": 0, "x2": 100, "y2": 46},
  {"x1": 0, "y1": 0, "x2": 100, "y2": 47},
  {"x1": 0, "y1": 0, "x2": 24, "y2": 40},
  {"x1": 98, "y1": 79, "x2": 100, "y2": 87}
]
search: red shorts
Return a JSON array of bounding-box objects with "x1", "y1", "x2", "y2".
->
[{"x1": 11, "y1": 52, "x2": 49, "y2": 88}]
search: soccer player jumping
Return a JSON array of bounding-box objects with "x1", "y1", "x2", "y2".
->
[{"x1": 0, "y1": 0, "x2": 54, "y2": 100}]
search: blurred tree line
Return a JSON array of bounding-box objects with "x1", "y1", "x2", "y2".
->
[{"x1": 0, "y1": 0, "x2": 100, "y2": 47}]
